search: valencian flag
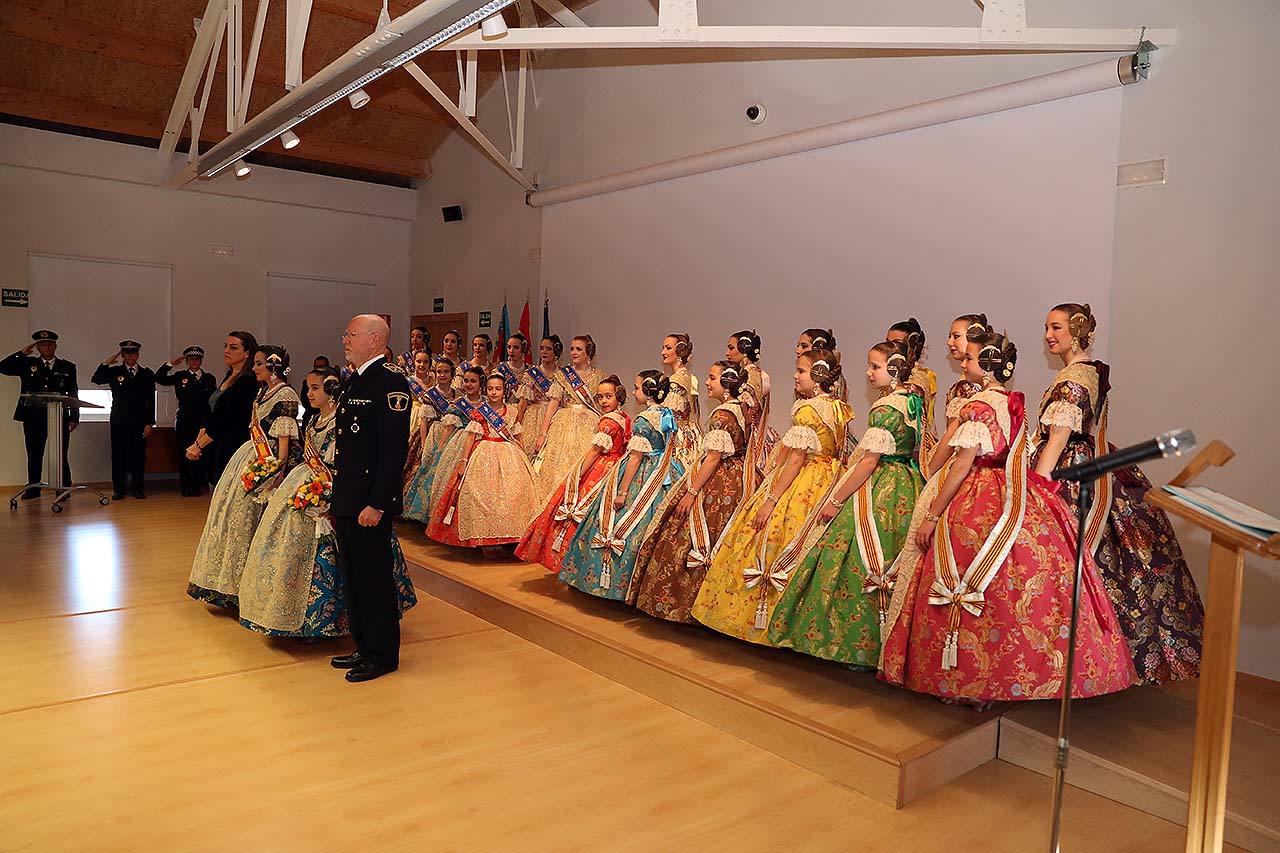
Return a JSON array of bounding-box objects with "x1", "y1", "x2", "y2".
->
[
  {"x1": 497, "y1": 297, "x2": 510, "y2": 361},
  {"x1": 518, "y1": 297, "x2": 532, "y2": 365}
]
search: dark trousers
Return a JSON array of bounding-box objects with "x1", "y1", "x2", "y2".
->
[
  {"x1": 22, "y1": 417, "x2": 71, "y2": 487},
  {"x1": 333, "y1": 515, "x2": 400, "y2": 668},
  {"x1": 109, "y1": 421, "x2": 147, "y2": 494},
  {"x1": 175, "y1": 417, "x2": 204, "y2": 494}
]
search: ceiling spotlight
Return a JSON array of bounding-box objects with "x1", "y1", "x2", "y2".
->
[
  {"x1": 348, "y1": 88, "x2": 371, "y2": 110},
  {"x1": 480, "y1": 13, "x2": 508, "y2": 39},
  {"x1": 280, "y1": 130, "x2": 300, "y2": 149},
  {"x1": 234, "y1": 159, "x2": 252, "y2": 178}
]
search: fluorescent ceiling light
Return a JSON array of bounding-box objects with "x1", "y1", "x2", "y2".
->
[
  {"x1": 174, "y1": 0, "x2": 517, "y2": 185},
  {"x1": 280, "y1": 130, "x2": 301, "y2": 149}
]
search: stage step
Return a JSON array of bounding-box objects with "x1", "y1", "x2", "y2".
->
[
  {"x1": 400, "y1": 535, "x2": 1011, "y2": 808},
  {"x1": 998, "y1": 686, "x2": 1280, "y2": 852}
]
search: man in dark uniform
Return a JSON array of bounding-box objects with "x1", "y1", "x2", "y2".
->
[
  {"x1": 0, "y1": 330, "x2": 78, "y2": 498},
  {"x1": 92, "y1": 340, "x2": 156, "y2": 500},
  {"x1": 329, "y1": 314, "x2": 410, "y2": 683},
  {"x1": 155, "y1": 346, "x2": 217, "y2": 496}
]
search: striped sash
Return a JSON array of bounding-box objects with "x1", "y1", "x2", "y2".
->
[
  {"x1": 1081, "y1": 398, "x2": 1112, "y2": 558},
  {"x1": 591, "y1": 438, "x2": 677, "y2": 591}
]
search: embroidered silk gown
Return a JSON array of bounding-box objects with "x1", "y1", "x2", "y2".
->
[
  {"x1": 516, "y1": 411, "x2": 631, "y2": 573},
  {"x1": 426, "y1": 405, "x2": 539, "y2": 547},
  {"x1": 237, "y1": 415, "x2": 418, "y2": 637},
  {"x1": 557, "y1": 406, "x2": 683, "y2": 601},
  {"x1": 516, "y1": 365, "x2": 557, "y2": 456},
  {"x1": 533, "y1": 366, "x2": 605, "y2": 497},
  {"x1": 402, "y1": 393, "x2": 440, "y2": 491},
  {"x1": 1032, "y1": 361, "x2": 1204, "y2": 684},
  {"x1": 768, "y1": 390, "x2": 926, "y2": 666},
  {"x1": 906, "y1": 363, "x2": 939, "y2": 461},
  {"x1": 629, "y1": 400, "x2": 752, "y2": 623},
  {"x1": 402, "y1": 400, "x2": 467, "y2": 523},
  {"x1": 944, "y1": 379, "x2": 984, "y2": 424},
  {"x1": 879, "y1": 389, "x2": 1136, "y2": 701},
  {"x1": 665, "y1": 365, "x2": 703, "y2": 470},
  {"x1": 188, "y1": 383, "x2": 301, "y2": 608},
  {"x1": 692, "y1": 396, "x2": 853, "y2": 645}
]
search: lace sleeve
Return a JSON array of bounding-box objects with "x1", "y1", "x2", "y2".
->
[
  {"x1": 703, "y1": 429, "x2": 736, "y2": 455},
  {"x1": 269, "y1": 414, "x2": 299, "y2": 438},
  {"x1": 951, "y1": 419, "x2": 994, "y2": 455},
  {"x1": 859, "y1": 426, "x2": 897, "y2": 455},
  {"x1": 627, "y1": 435, "x2": 655, "y2": 454},
  {"x1": 464, "y1": 420, "x2": 484, "y2": 436}
]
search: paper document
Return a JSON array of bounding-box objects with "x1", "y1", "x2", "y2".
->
[{"x1": 1162, "y1": 486, "x2": 1280, "y2": 540}]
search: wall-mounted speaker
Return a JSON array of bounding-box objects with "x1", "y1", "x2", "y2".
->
[{"x1": 442, "y1": 205, "x2": 464, "y2": 222}]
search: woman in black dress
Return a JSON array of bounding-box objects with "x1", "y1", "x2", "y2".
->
[{"x1": 186, "y1": 331, "x2": 259, "y2": 485}]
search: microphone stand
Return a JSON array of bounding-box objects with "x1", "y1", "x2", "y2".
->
[{"x1": 1048, "y1": 476, "x2": 1094, "y2": 853}]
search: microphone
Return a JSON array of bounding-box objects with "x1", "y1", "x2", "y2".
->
[{"x1": 1053, "y1": 429, "x2": 1196, "y2": 483}]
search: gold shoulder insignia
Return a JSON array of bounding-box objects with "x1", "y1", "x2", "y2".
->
[{"x1": 383, "y1": 362, "x2": 406, "y2": 375}]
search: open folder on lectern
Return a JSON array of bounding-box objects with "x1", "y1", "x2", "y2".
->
[{"x1": 1162, "y1": 485, "x2": 1280, "y2": 540}]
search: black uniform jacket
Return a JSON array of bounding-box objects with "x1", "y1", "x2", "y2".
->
[
  {"x1": 91, "y1": 363, "x2": 156, "y2": 426},
  {"x1": 0, "y1": 352, "x2": 80, "y2": 423},
  {"x1": 155, "y1": 364, "x2": 217, "y2": 424},
  {"x1": 331, "y1": 356, "x2": 411, "y2": 519}
]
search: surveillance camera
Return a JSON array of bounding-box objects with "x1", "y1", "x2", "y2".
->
[{"x1": 745, "y1": 103, "x2": 767, "y2": 125}]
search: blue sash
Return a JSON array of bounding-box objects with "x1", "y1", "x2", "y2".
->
[
  {"x1": 527, "y1": 366, "x2": 552, "y2": 393},
  {"x1": 562, "y1": 366, "x2": 598, "y2": 412},
  {"x1": 496, "y1": 362, "x2": 520, "y2": 392},
  {"x1": 477, "y1": 403, "x2": 517, "y2": 443},
  {"x1": 426, "y1": 386, "x2": 451, "y2": 413}
]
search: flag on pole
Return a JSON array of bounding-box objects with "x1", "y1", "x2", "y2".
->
[
  {"x1": 542, "y1": 294, "x2": 550, "y2": 339},
  {"x1": 497, "y1": 297, "x2": 510, "y2": 364},
  {"x1": 518, "y1": 297, "x2": 532, "y2": 365}
]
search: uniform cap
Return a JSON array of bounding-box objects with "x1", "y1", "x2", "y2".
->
[
  {"x1": 182, "y1": 346, "x2": 205, "y2": 358},
  {"x1": 119, "y1": 340, "x2": 142, "y2": 352},
  {"x1": 32, "y1": 330, "x2": 58, "y2": 342}
]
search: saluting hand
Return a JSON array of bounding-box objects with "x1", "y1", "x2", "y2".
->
[
  {"x1": 105, "y1": 350, "x2": 121, "y2": 365},
  {"x1": 22, "y1": 342, "x2": 36, "y2": 355},
  {"x1": 170, "y1": 356, "x2": 184, "y2": 366}
]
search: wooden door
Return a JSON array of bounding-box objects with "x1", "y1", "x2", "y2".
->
[{"x1": 411, "y1": 312, "x2": 468, "y2": 361}]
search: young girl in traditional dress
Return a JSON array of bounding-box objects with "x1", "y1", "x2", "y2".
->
[
  {"x1": 887, "y1": 318, "x2": 937, "y2": 458},
  {"x1": 533, "y1": 335, "x2": 605, "y2": 496},
  {"x1": 768, "y1": 341, "x2": 927, "y2": 666},
  {"x1": 515, "y1": 335, "x2": 562, "y2": 456},
  {"x1": 725, "y1": 330, "x2": 778, "y2": 477},
  {"x1": 558, "y1": 371, "x2": 684, "y2": 601},
  {"x1": 424, "y1": 366, "x2": 487, "y2": 520},
  {"x1": 795, "y1": 328, "x2": 847, "y2": 401},
  {"x1": 498, "y1": 334, "x2": 530, "y2": 405},
  {"x1": 630, "y1": 361, "x2": 755, "y2": 623},
  {"x1": 402, "y1": 350, "x2": 438, "y2": 490},
  {"x1": 440, "y1": 330, "x2": 465, "y2": 393},
  {"x1": 692, "y1": 349, "x2": 854, "y2": 644},
  {"x1": 928, "y1": 314, "x2": 987, "y2": 476},
  {"x1": 879, "y1": 327, "x2": 1136, "y2": 703},
  {"x1": 661, "y1": 333, "x2": 703, "y2": 470},
  {"x1": 188, "y1": 346, "x2": 301, "y2": 608},
  {"x1": 467, "y1": 334, "x2": 494, "y2": 373},
  {"x1": 516, "y1": 375, "x2": 631, "y2": 572},
  {"x1": 238, "y1": 369, "x2": 418, "y2": 637},
  {"x1": 1033, "y1": 303, "x2": 1203, "y2": 684},
  {"x1": 403, "y1": 364, "x2": 481, "y2": 523},
  {"x1": 427, "y1": 374, "x2": 540, "y2": 554}
]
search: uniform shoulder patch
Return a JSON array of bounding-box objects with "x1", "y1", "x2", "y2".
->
[
  {"x1": 382, "y1": 362, "x2": 406, "y2": 375},
  {"x1": 387, "y1": 391, "x2": 410, "y2": 411}
]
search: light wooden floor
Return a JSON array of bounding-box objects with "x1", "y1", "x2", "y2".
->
[{"x1": 0, "y1": 489, "x2": 1228, "y2": 851}]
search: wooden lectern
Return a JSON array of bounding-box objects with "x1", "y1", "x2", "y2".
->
[{"x1": 1144, "y1": 440, "x2": 1280, "y2": 853}]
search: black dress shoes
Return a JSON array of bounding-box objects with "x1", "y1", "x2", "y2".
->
[
  {"x1": 345, "y1": 661, "x2": 397, "y2": 683},
  {"x1": 131, "y1": 491, "x2": 147, "y2": 499},
  {"x1": 330, "y1": 651, "x2": 364, "y2": 669},
  {"x1": 112, "y1": 491, "x2": 126, "y2": 501}
]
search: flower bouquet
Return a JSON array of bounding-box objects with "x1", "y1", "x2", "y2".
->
[
  {"x1": 291, "y1": 476, "x2": 332, "y2": 511},
  {"x1": 241, "y1": 454, "x2": 282, "y2": 493}
]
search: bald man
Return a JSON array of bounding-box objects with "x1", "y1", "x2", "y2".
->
[{"x1": 329, "y1": 314, "x2": 411, "y2": 683}]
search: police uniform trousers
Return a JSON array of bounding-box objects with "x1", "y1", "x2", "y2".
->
[
  {"x1": 334, "y1": 515, "x2": 400, "y2": 668},
  {"x1": 109, "y1": 422, "x2": 147, "y2": 494},
  {"x1": 174, "y1": 415, "x2": 205, "y2": 494},
  {"x1": 23, "y1": 415, "x2": 72, "y2": 487}
]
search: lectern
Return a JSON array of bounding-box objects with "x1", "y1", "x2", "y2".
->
[
  {"x1": 7, "y1": 392, "x2": 110, "y2": 513},
  {"x1": 1143, "y1": 440, "x2": 1280, "y2": 853}
]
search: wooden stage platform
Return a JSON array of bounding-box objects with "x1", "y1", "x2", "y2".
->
[{"x1": 399, "y1": 533, "x2": 1013, "y2": 809}]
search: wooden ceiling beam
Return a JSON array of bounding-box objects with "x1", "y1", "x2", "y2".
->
[
  {"x1": 0, "y1": 0, "x2": 449, "y2": 123},
  {"x1": 311, "y1": 0, "x2": 417, "y2": 27},
  {"x1": 0, "y1": 84, "x2": 431, "y2": 178}
]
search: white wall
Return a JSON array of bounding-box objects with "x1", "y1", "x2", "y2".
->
[
  {"x1": 415, "y1": 0, "x2": 1280, "y2": 677},
  {"x1": 0, "y1": 124, "x2": 415, "y2": 485}
]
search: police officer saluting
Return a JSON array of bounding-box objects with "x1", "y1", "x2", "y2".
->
[
  {"x1": 92, "y1": 340, "x2": 156, "y2": 500},
  {"x1": 0, "y1": 330, "x2": 79, "y2": 498},
  {"x1": 156, "y1": 346, "x2": 217, "y2": 496},
  {"x1": 329, "y1": 314, "x2": 411, "y2": 683}
]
